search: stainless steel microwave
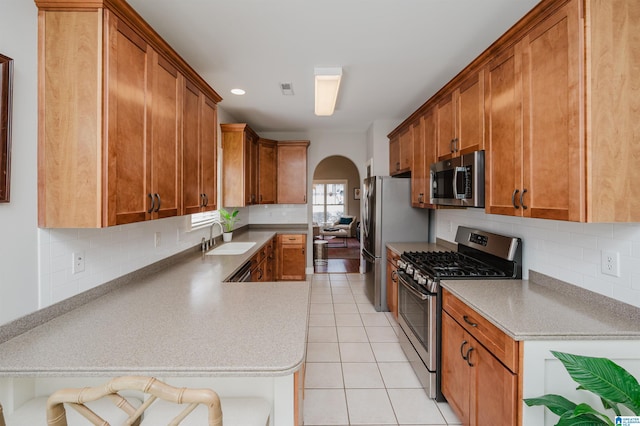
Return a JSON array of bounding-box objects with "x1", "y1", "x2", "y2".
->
[{"x1": 429, "y1": 150, "x2": 485, "y2": 207}]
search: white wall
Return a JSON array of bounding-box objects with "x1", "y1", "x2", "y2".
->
[
  {"x1": 365, "y1": 120, "x2": 401, "y2": 177},
  {"x1": 0, "y1": 0, "x2": 39, "y2": 325},
  {"x1": 436, "y1": 209, "x2": 640, "y2": 308}
]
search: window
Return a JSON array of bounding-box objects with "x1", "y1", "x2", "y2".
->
[
  {"x1": 188, "y1": 210, "x2": 221, "y2": 231},
  {"x1": 312, "y1": 180, "x2": 347, "y2": 225}
]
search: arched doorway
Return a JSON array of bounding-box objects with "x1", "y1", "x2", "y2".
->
[{"x1": 312, "y1": 156, "x2": 361, "y2": 273}]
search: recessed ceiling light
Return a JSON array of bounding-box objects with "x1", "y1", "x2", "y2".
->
[{"x1": 230, "y1": 88, "x2": 246, "y2": 95}]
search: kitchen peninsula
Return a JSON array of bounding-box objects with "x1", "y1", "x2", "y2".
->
[{"x1": 0, "y1": 230, "x2": 310, "y2": 425}]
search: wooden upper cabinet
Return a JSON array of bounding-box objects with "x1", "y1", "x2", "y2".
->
[
  {"x1": 436, "y1": 93, "x2": 456, "y2": 160},
  {"x1": 105, "y1": 16, "x2": 154, "y2": 226},
  {"x1": 35, "y1": 0, "x2": 221, "y2": 228},
  {"x1": 277, "y1": 141, "x2": 310, "y2": 204},
  {"x1": 107, "y1": 18, "x2": 180, "y2": 225},
  {"x1": 258, "y1": 138, "x2": 277, "y2": 204},
  {"x1": 389, "y1": 126, "x2": 412, "y2": 176},
  {"x1": 411, "y1": 110, "x2": 437, "y2": 208},
  {"x1": 149, "y1": 53, "x2": 181, "y2": 220},
  {"x1": 521, "y1": 0, "x2": 583, "y2": 221},
  {"x1": 183, "y1": 80, "x2": 217, "y2": 215},
  {"x1": 486, "y1": 0, "x2": 583, "y2": 221},
  {"x1": 436, "y1": 71, "x2": 485, "y2": 161},
  {"x1": 485, "y1": 45, "x2": 523, "y2": 217},
  {"x1": 220, "y1": 123, "x2": 258, "y2": 207}
]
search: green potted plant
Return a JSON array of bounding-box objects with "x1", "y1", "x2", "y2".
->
[
  {"x1": 524, "y1": 351, "x2": 640, "y2": 425},
  {"x1": 220, "y1": 208, "x2": 239, "y2": 242}
]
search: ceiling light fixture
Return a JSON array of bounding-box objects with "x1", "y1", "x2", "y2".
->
[
  {"x1": 230, "y1": 88, "x2": 246, "y2": 95},
  {"x1": 314, "y1": 67, "x2": 342, "y2": 116}
]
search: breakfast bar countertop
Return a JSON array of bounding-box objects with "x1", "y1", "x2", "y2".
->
[{"x1": 0, "y1": 229, "x2": 311, "y2": 378}]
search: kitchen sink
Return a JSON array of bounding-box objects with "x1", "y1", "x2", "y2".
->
[{"x1": 206, "y1": 242, "x2": 256, "y2": 255}]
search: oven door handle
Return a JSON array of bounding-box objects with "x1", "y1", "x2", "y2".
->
[{"x1": 399, "y1": 276, "x2": 429, "y2": 301}]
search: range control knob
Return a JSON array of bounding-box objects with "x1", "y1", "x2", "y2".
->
[
  {"x1": 406, "y1": 265, "x2": 414, "y2": 275},
  {"x1": 397, "y1": 260, "x2": 406, "y2": 271},
  {"x1": 416, "y1": 274, "x2": 427, "y2": 286},
  {"x1": 426, "y1": 278, "x2": 436, "y2": 292}
]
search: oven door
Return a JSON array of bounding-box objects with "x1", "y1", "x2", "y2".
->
[{"x1": 397, "y1": 273, "x2": 437, "y2": 371}]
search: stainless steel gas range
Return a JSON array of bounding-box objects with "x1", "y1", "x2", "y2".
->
[{"x1": 395, "y1": 226, "x2": 522, "y2": 400}]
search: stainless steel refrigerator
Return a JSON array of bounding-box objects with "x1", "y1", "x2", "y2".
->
[{"x1": 361, "y1": 176, "x2": 431, "y2": 311}]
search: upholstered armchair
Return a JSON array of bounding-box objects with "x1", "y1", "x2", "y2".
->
[{"x1": 330, "y1": 215, "x2": 357, "y2": 237}]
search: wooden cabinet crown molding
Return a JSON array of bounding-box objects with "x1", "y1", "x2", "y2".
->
[{"x1": 34, "y1": 0, "x2": 222, "y2": 104}]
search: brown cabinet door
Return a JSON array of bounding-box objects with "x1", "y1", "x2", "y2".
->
[
  {"x1": 221, "y1": 124, "x2": 252, "y2": 207},
  {"x1": 385, "y1": 259, "x2": 398, "y2": 317},
  {"x1": 106, "y1": 17, "x2": 152, "y2": 226},
  {"x1": 485, "y1": 45, "x2": 523, "y2": 217},
  {"x1": 411, "y1": 110, "x2": 437, "y2": 208},
  {"x1": 457, "y1": 71, "x2": 484, "y2": 155},
  {"x1": 277, "y1": 142, "x2": 309, "y2": 204},
  {"x1": 200, "y1": 96, "x2": 217, "y2": 212},
  {"x1": 278, "y1": 234, "x2": 306, "y2": 280},
  {"x1": 149, "y1": 53, "x2": 180, "y2": 220},
  {"x1": 521, "y1": 0, "x2": 583, "y2": 221},
  {"x1": 182, "y1": 81, "x2": 202, "y2": 215},
  {"x1": 398, "y1": 126, "x2": 413, "y2": 172},
  {"x1": 258, "y1": 138, "x2": 277, "y2": 204},
  {"x1": 183, "y1": 83, "x2": 218, "y2": 214},
  {"x1": 389, "y1": 136, "x2": 400, "y2": 175},
  {"x1": 411, "y1": 118, "x2": 425, "y2": 206},
  {"x1": 441, "y1": 312, "x2": 471, "y2": 425},
  {"x1": 471, "y1": 340, "x2": 518, "y2": 426},
  {"x1": 436, "y1": 94, "x2": 455, "y2": 160}
]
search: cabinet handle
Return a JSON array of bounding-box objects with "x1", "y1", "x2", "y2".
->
[
  {"x1": 460, "y1": 340, "x2": 468, "y2": 360},
  {"x1": 449, "y1": 139, "x2": 454, "y2": 153},
  {"x1": 391, "y1": 270, "x2": 397, "y2": 282},
  {"x1": 147, "y1": 193, "x2": 155, "y2": 214},
  {"x1": 463, "y1": 315, "x2": 478, "y2": 327},
  {"x1": 260, "y1": 194, "x2": 262, "y2": 203},
  {"x1": 258, "y1": 268, "x2": 263, "y2": 280},
  {"x1": 520, "y1": 189, "x2": 528, "y2": 210},
  {"x1": 302, "y1": 248, "x2": 305, "y2": 255},
  {"x1": 154, "y1": 193, "x2": 161, "y2": 212},
  {"x1": 511, "y1": 189, "x2": 520, "y2": 209},
  {"x1": 396, "y1": 162, "x2": 400, "y2": 171},
  {"x1": 465, "y1": 347, "x2": 475, "y2": 367},
  {"x1": 453, "y1": 138, "x2": 459, "y2": 153}
]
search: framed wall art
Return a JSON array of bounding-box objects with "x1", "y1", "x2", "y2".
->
[
  {"x1": 354, "y1": 188, "x2": 361, "y2": 200},
  {"x1": 0, "y1": 53, "x2": 13, "y2": 203}
]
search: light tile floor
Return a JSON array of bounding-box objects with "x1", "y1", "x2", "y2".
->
[{"x1": 304, "y1": 273, "x2": 462, "y2": 426}]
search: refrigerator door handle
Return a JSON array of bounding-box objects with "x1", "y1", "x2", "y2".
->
[{"x1": 362, "y1": 249, "x2": 376, "y2": 263}]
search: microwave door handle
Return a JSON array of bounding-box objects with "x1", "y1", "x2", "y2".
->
[{"x1": 453, "y1": 166, "x2": 465, "y2": 199}]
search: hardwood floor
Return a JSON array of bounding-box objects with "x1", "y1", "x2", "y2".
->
[
  {"x1": 314, "y1": 258, "x2": 360, "y2": 274},
  {"x1": 314, "y1": 237, "x2": 360, "y2": 273}
]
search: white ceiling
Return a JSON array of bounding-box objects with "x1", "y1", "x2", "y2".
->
[{"x1": 127, "y1": 0, "x2": 541, "y2": 133}]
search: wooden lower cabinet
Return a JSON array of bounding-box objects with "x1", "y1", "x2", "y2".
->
[
  {"x1": 277, "y1": 234, "x2": 306, "y2": 281},
  {"x1": 386, "y1": 249, "x2": 399, "y2": 317},
  {"x1": 441, "y1": 291, "x2": 519, "y2": 425}
]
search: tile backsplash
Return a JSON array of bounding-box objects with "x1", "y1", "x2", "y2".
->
[
  {"x1": 38, "y1": 216, "x2": 212, "y2": 308},
  {"x1": 435, "y1": 209, "x2": 640, "y2": 308}
]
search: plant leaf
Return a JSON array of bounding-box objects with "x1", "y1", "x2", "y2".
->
[
  {"x1": 524, "y1": 394, "x2": 577, "y2": 416},
  {"x1": 555, "y1": 409, "x2": 611, "y2": 426},
  {"x1": 599, "y1": 397, "x2": 621, "y2": 417},
  {"x1": 552, "y1": 351, "x2": 640, "y2": 415},
  {"x1": 571, "y1": 403, "x2": 614, "y2": 426}
]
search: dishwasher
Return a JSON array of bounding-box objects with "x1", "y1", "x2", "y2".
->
[{"x1": 225, "y1": 261, "x2": 252, "y2": 282}]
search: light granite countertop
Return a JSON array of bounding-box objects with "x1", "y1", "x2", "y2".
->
[
  {"x1": 0, "y1": 229, "x2": 310, "y2": 377},
  {"x1": 441, "y1": 271, "x2": 640, "y2": 341}
]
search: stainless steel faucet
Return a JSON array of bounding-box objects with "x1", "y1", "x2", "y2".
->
[{"x1": 209, "y1": 221, "x2": 224, "y2": 248}]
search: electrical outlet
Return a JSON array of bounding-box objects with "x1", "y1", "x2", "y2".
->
[
  {"x1": 72, "y1": 252, "x2": 85, "y2": 274},
  {"x1": 601, "y1": 250, "x2": 620, "y2": 277},
  {"x1": 154, "y1": 232, "x2": 161, "y2": 248}
]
